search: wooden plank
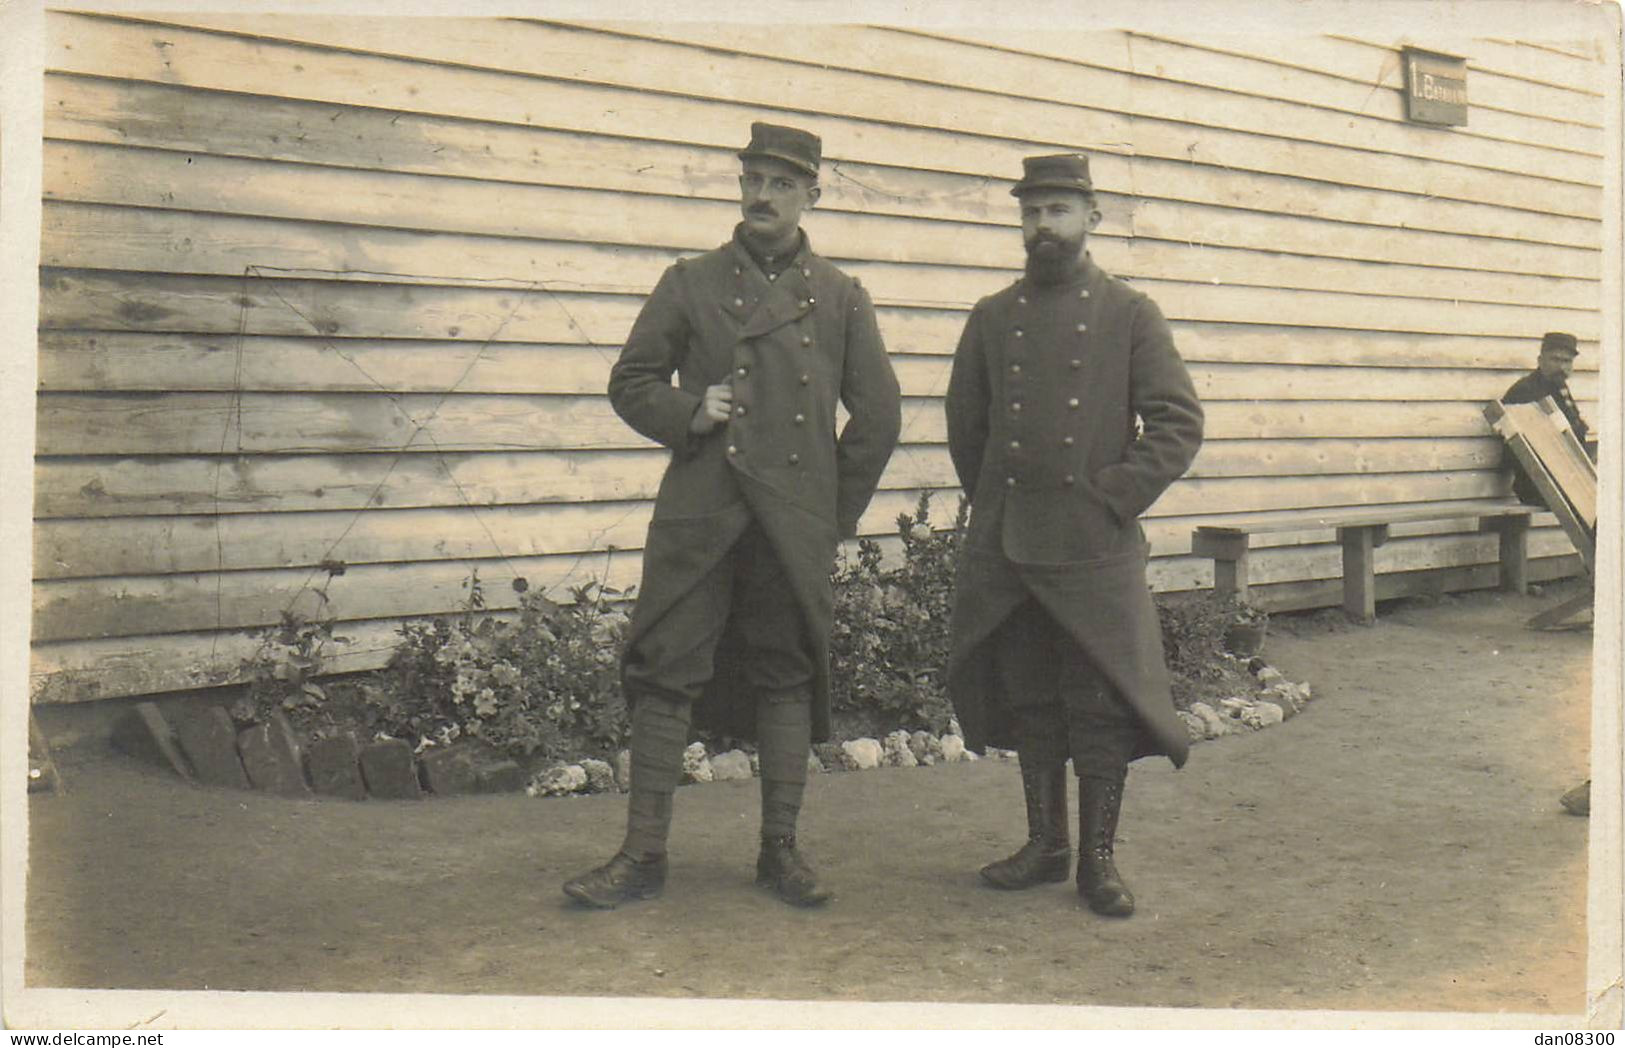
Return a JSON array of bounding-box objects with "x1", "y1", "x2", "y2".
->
[
  {"x1": 1198, "y1": 553, "x2": 1583, "y2": 615},
  {"x1": 40, "y1": 194, "x2": 1603, "y2": 312},
  {"x1": 44, "y1": 14, "x2": 1603, "y2": 219},
  {"x1": 39, "y1": 332, "x2": 1601, "y2": 408},
  {"x1": 29, "y1": 437, "x2": 1508, "y2": 521},
  {"x1": 1169, "y1": 324, "x2": 1602, "y2": 372},
  {"x1": 35, "y1": 387, "x2": 1548, "y2": 457},
  {"x1": 1125, "y1": 198, "x2": 1598, "y2": 282},
  {"x1": 1497, "y1": 401, "x2": 1598, "y2": 527},
  {"x1": 605, "y1": 22, "x2": 1602, "y2": 189},
  {"x1": 33, "y1": 465, "x2": 957, "y2": 580},
  {"x1": 1194, "y1": 498, "x2": 1532, "y2": 536},
  {"x1": 40, "y1": 269, "x2": 1602, "y2": 344},
  {"x1": 46, "y1": 74, "x2": 1607, "y2": 254},
  {"x1": 30, "y1": 617, "x2": 415, "y2": 702},
  {"x1": 32, "y1": 449, "x2": 669, "y2": 519}
]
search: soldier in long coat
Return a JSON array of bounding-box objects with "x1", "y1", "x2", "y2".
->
[
  {"x1": 945, "y1": 154, "x2": 1203, "y2": 917},
  {"x1": 563, "y1": 122, "x2": 901, "y2": 909}
]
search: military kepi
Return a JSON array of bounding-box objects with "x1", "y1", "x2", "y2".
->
[
  {"x1": 1542, "y1": 331, "x2": 1578, "y2": 357},
  {"x1": 738, "y1": 122, "x2": 822, "y2": 179},
  {"x1": 1011, "y1": 153, "x2": 1093, "y2": 197}
]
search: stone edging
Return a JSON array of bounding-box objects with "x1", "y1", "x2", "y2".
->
[{"x1": 101, "y1": 659, "x2": 1312, "y2": 801}]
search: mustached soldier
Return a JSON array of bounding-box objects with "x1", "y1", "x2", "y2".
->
[
  {"x1": 945, "y1": 154, "x2": 1203, "y2": 916},
  {"x1": 563, "y1": 122, "x2": 902, "y2": 909}
]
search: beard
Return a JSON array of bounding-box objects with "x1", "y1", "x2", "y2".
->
[{"x1": 1023, "y1": 232, "x2": 1085, "y2": 285}]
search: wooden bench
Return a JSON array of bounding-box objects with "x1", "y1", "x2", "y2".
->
[{"x1": 1191, "y1": 498, "x2": 1537, "y2": 623}]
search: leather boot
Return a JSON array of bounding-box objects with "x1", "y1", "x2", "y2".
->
[
  {"x1": 1077, "y1": 776, "x2": 1134, "y2": 917},
  {"x1": 562, "y1": 851, "x2": 668, "y2": 909},
  {"x1": 756, "y1": 833, "x2": 832, "y2": 907},
  {"x1": 980, "y1": 760, "x2": 1071, "y2": 889}
]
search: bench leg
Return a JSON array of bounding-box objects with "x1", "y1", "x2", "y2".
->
[
  {"x1": 1213, "y1": 552, "x2": 1250, "y2": 603},
  {"x1": 1339, "y1": 527, "x2": 1378, "y2": 624},
  {"x1": 1489, "y1": 517, "x2": 1530, "y2": 595}
]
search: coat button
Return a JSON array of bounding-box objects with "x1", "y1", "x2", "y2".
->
[
  {"x1": 794, "y1": 413, "x2": 805, "y2": 424},
  {"x1": 736, "y1": 366, "x2": 748, "y2": 377},
  {"x1": 1010, "y1": 440, "x2": 1021, "y2": 451},
  {"x1": 1006, "y1": 476, "x2": 1017, "y2": 488},
  {"x1": 1014, "y1": 328, "x2": 1024, "y2": 338},
  {"x1": 1071, "y1": 359, "x2": 1082, "y2": 369},
  {"x1": 1080, "y1": 289, "x2": 1090, "y2": 298},
  {"x1": 1010, "y1": 401, "x2": 1023, "y2": 413},
  {"x1": 1063, "y1": 436, "x2": 1075, "y2": 447},
  {"x1": 1064, "y1": 474, "x2": 1076, "y2": 485},
  {"x1": 733, "y1": 297, "x2": 744, "y2": 308},
  {"x1": 1075, "y1": 323, "x2": 1087, "y2": 332},
  {"x1": 808, "y1": 296, "x2": 816, "y2": 305},
  {"x1": 1010, "y1": 364, "x2": 1021, "y2": 375},
  {"x1": 789, "y1": 453, "x2": 800, "y2": 465},
  {"x1": 768, "y1": 272, "x2": 778, "y2": 282},
  {"x1": 802, "y1": 268, "x2": 811, "y2": 278},
  {"x1": 727, "y1": 445, "x2": 738, "y2": 456},
  {"x1": 734, "y1": 267, "x2": 742, "y2": 276},
  {"x1": 800, "y1": 374, "x2": 810, "y2": 384},
  {"x1": 802, "y1": 335, "x2": 812, "y2": 346},
  {"x1": 1068, "y1": 398, "x2": 1080, "y2": 409},
  {"x1": 736, "y1": 405, "x2": 748, "y2": 417},
  {"x1": 1017, "y1": 296, "x2": 1027, "y2": 305}
]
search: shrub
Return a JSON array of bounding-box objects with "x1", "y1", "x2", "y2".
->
[
  {"x1": 370, "y1": 573, "x2": 633, "y2": 762},
  {"x1": 827, "y1": 491, "x2": 965, "y2": 740}
]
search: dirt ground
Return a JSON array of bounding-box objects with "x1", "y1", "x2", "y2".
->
[{"x1": 20, "y1": 583, "x2": 1597, "y2": 1024}]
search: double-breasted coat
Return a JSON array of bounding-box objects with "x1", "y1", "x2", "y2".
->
[
  {"x1": 608, "y1": 227, "x2": 902, "y2": 742},
  {"x1": 944, "y1": 255, "x2": 1203, "y2": 767}
]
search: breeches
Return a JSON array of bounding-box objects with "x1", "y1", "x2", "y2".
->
[
  {"x1": 990, "y1": 597, "x2": 1139, "y2": 781},
  {"x1": 623, "y1": 520, "x2": 815, "y2": 703}
]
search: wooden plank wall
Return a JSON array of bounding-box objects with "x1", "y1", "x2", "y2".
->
[{"x1": 33, "y1": 14, "x2": 1609, "y2": 700}]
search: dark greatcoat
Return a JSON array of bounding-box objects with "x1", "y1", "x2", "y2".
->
[
  {"x1": 607, "y1": 227, "x2": 902, "y2": 743},
  {"x1": 944, "y1": 254, "x2": 1203, "y2": 768}
]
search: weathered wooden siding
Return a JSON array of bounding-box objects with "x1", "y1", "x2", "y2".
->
[{"x1": 33, "y1": 13, "x2": 1610, "y2": 700}]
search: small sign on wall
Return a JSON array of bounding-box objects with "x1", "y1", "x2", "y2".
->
[{"x1": 1403, "y1": 47, "x2": 1469, "y2": 126}]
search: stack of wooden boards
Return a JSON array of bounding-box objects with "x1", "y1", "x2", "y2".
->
[{"x1": 1483, "y1": 396, "x2": 1597, "y2": 629}]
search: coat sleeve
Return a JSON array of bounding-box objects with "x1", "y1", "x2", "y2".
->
[
  {"x1": 607, "y1": 264, "x2": 705, "y2": 457},
  {"x1": 1091, "y1": 294, "x2": 1204, "y2": 524},
  {"x1": 944, "y1": 303, "x2": 990, "y2": 501},
  {"x1": 834, "y1": 279, "x2": 902, "y2": 538}
]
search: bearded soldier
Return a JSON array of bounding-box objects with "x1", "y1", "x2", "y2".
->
[
  {"x1": 563, "y1": 122, "x2": 901, "y2": 909},
  {"x1": 945, "y1": 154, "x2": 1203, "y2": 916}
]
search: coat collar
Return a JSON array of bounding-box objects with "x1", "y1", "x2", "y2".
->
[{"x1": 724, "y1": 225, "x2": 818, "y2": 339}]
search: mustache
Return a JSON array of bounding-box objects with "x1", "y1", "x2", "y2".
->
[{"x1": 747, "y1": 204, "x2": 778, "y2": 217}]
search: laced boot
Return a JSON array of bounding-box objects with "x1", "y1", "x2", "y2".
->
[
  {"x1": 562, "y1": 851, "x2": 668, "y2": 909},
  {"x1": 980, "y1": 761, "x2": 1071, "y2": 889},
  {"x1": 756, "y1": 833, "x2": 832, "y2": 907},
  {"x1": 1077, "y1": 776, "x2": 1134, "y2": 917}
]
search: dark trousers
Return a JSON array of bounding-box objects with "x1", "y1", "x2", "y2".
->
[
  {"x1": 621, "y1": 522, "x2": 815, "y2": 859},
  {"x1": 623, "y1": 521, "x2": 814, "y2": 702},
  {"x1": 990, "y1": 598, "x2": 1139, "y2": 783}
]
